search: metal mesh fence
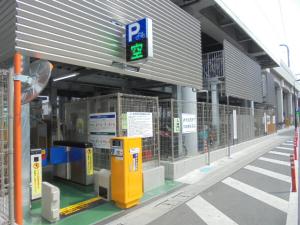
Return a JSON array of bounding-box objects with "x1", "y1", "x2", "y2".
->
[
  {"x1": 160, "y1": 99, "x2": 274, "y2": 162},
  {"x1": 118, "y1": 94, "x2": 160, "y2": 169},
  {"x1": 254, "y1": 108, "x2": 266, "y2": 138},
  {"x1": 64, "y1": 93, "x2": 160, "y2": 170},
  {"x1": 0, "y1": 69, "x2": 9, "y2": 224}
]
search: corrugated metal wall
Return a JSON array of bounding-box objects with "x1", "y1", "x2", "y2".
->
[
  {"x1": 0, "y1": 0, "x2": 16, "y2": 63},
  {"x1": 14, "y1": 0, "x2": 202, "y2": 89},
  {"x1": 224, "y1": 40, "x2": 263, "y2": 102}
]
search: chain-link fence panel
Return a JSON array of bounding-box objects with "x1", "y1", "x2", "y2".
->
[
  {"x1": 160, "y1": 100, "x2": 274, "y2": 162},
  {"x1": 119, "y1": 94, "x2": 160, "y2": 169},
  {"x1": 254, "y1": 108, "x2": 265, "y2": 138},
  {"x1": 64, "y1": 93, "x2": 160, "y2": 170},
  {"x1": 160, "y1": 100, "x2": 229, "y2": 161},
  {"x1": 0, "y1": 69, "x2": 9, "y2": 224},
  {"x1": 160, "y1": 100, "x2": 201, "y2": 161}
]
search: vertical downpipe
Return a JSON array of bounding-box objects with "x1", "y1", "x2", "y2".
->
[{"x1": 14, "y1": 52, "x2": 23, "y2": 225}]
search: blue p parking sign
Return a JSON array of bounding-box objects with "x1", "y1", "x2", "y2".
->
[{"x1": 126, "y1": 18, "x2": 153, "y2": 62}]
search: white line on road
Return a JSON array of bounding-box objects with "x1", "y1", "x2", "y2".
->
[
  {"x1": 258, "y1": 157, "x2": 290, "y2": 166},
  {"x1": 282, "y1": 143, "x2": 294, "y2": 146},
  {"x1": 286, "y1": 159, "x2": 298, "y2": 225},
  {"x1": 222, "y1": 177, "x2": 289, "y2": 213},
  {"x1": 275, "y1": 146, "x2": 294, "y2": 151},
  {"x1": 186, "y1": 196, "x2": 239, "y2": 225},
  {"x1": 244, "y1": 165, "x2": 290, "y2": 183},
  {"x1": 269, "y1": 151, "x2": 290, "y2": 157}
]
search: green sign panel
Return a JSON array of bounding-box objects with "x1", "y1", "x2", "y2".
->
[{"x1": 174, "y1": 118, "x2": 181, "y2": 133}]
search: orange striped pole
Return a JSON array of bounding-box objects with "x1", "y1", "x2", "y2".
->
[
  {"x1": 14, "y1": 52, "x2": 23, "y2": 225},
  {"x1": 290, "y1": 154, "x2": 297, "y2": 192}
]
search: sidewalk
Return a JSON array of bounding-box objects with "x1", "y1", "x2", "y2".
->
[{"x1": 98, "y1": 129, "x2": 295, "y2": 225}]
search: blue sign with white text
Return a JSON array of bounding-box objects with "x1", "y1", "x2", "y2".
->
[
  {"x1": 125, "y1": 18, "x2": 153, "y2": 62},
  {"x1": 126, "y1": 18, "x2": 147, "y2": 44}
]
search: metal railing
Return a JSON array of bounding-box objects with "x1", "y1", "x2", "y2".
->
[{"x1": 202, "y1": 50, "x2": 224, "y2": 80}]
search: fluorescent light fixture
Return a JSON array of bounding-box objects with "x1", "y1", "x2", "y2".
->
[{"x1": 53, "y1": 72, "x2": 80, "y2": 82}]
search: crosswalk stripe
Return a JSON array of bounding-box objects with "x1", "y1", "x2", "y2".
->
[
  {"x1": 275, "y1": 146, "x2": 294, "y2": 151},
  {"x1": 282, "y1": 143, "x2": 294, "y2": 146},
  {"x1": 222, "y1": 177, "x2": 288, "y2": 213},
  {"x1": 244, "y1": 165, "x2": 290, "y2": 183},
  {"x1": 268, "y1": 151, "x2": 290, "y2": 157},
  {"x1": 258, "y1": 157, "x2": 290, "y2": 166},
  {"x1": 186, "y1": 196, "x2": 239, "y2": 225}
]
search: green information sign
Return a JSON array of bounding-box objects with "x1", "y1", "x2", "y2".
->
[{"x1": 174, "y1": 118, "x2": 181, "y2": 133}]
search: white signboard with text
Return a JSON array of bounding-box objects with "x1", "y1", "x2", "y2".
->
[
  {"x1": 182, "y1": 113, "x2": 197, "y2": 134},
  {"x1": 88, "y1": 112, "x2": 116, "y2": 149},
  {"x1": 127, "y1": 112, "x2": 153, "y2": 138}
]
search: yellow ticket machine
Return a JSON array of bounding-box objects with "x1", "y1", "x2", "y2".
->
[{"x1": 111, "y1": 137, "x2": 143, "y2": 209}]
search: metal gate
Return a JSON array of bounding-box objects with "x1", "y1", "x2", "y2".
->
[{"x1": 0, "y1": 69, "x2": 9, "y2": 224}]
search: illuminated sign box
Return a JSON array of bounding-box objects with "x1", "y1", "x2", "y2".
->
[{"x1": 126, "y1": 18, "x2": 153, "y2": 62}]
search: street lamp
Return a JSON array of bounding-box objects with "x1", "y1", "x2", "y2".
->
[{"x1": 280, "y1": 44, "x2": 290, "y2": 67}]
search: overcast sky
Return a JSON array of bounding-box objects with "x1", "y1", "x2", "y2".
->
[{"x1": 218, "y1": 0, "x2": 300, "y2": 75}]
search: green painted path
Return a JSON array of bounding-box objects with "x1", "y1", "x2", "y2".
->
[{"x1": 25, "y1": 179, "x2": 182, "y2": 225}]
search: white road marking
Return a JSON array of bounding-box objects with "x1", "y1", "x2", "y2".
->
[
  {"x1": 275, "y1": 146, "x2": 294, "y2": 151},
  {"x1": 285, "y1": 160, "x2": 298, "y2": 225},
  {"x1": 258, "y1": 157, "x2": 290, "y2": 166},
  {"x1": 186, "y1": 196, "x2": 239, "y2": 225},
  {"x1": 282, "y1": 143, "x2": 294, "y2": 146},
  {"x1": 244, "y1": 165, "x2": 290, "y2": 183},
  {"x1": 269, "y1": 151, "x2": 290, "y2": 157},
  {"x1": 222, "y1": 177, "x2": 288, "y2": 213}
]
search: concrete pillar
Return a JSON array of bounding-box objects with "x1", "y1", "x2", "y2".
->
[
  {"x1": 182, "y1": 86, "x2": 198, "y2": 156},
  {"x1": 283, "y1": 92, "x2": 288, "y2": 120},
  {"x1": 211, "y1": 80, "x2": 220, "y2": 145},
  {"x1": 276, "y1": 86, "x2": 284, "y2": 123},
  {"x1": 288, "y1": 92, "x2": 293, "y2": 121}
]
